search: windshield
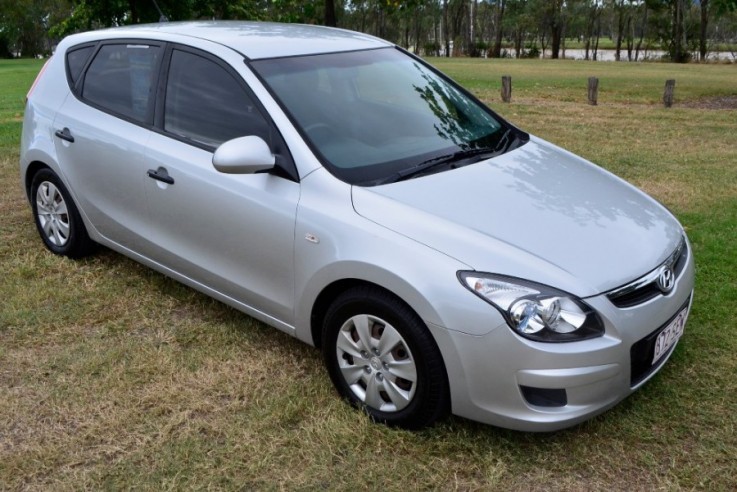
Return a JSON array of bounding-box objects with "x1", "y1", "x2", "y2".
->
[{"x1": 252, "y1": 48, "x2": 521, "y2": 185}]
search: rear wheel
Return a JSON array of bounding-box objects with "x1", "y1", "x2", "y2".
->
[
  {"x1": 30, "y1": 168, "x2": 95, "y2": 258},
  {"x1": 322, "y1": 286, "x2": 450, "y2": 429}
]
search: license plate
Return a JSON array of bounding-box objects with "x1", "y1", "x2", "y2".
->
[{"x1": 652, "y1": 307, "x2": 689, "y2": 365}]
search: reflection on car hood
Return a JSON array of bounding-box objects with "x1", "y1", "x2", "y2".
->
[{"x1": 352, "y1": 137, "x2": 683, "y2": 297}]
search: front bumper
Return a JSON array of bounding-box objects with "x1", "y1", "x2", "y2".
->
[{"x1": 428, "y1": 242, "x2": 695, "y2": 432}]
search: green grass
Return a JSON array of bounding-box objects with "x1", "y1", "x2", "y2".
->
[
  {"x1": 1, "y1": 57, "x2": 736, "y2": 490},
  {"x1": 429, "y1": 57, "x2": 737, "y2": 105}
]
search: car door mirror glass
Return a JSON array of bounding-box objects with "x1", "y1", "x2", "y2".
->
[{"x1": 212, "y1": 136, "x2": 276, "y2": 174}]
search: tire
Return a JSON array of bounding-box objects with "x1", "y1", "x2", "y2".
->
[
  {"x1": 322, "y1": 286, "x2": 450, "y2": 429},
  {"x1": 30, "y1": 168, "x2": 96, "y2": 258}
]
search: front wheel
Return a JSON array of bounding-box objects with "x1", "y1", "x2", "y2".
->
[{"x1": 322, "y1": 286, "x2": 450, "y2": 429}]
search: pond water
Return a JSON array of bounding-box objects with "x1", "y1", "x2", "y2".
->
[{"x1": 518, "y1": 48, "x2": 735, "y2": 62}]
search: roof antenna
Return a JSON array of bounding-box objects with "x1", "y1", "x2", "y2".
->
[{"x1": 151, "y1": 0, "x2": 169, "y2": 22}]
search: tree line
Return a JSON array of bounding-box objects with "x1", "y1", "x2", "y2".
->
[{"x1": 1, "y1": 0, "x2": 736, "y2": 62}]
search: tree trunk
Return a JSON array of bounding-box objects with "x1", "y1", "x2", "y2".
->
[
  {"x1": 414, "y1": 9, "x2": 422, "y2": 54},
  {"x1": 635, "y1": 6, "x2": 648, "y2": 61},
  {"x1": 443, "y1": 0, "x2": 450, "y2": 57},
  {"x1": 615, "y1": 4, "x2": 625, "y2": 62},
  {"x1": 626, "y1": 15, "x2": 633, "y2": 61},
  {"x1": 325, "y1": 0, "x2": 337, "y2": 27},
  {"x1": 539, "y1": 31, "x2": 547, "y2": 58},
  {"x1": 548, "y1": 0, "x2": 565, "y2": 60},
  {"x1": 129, "y1": 0, "x2": 139, "y2": 23},
  {"x1": 672, "y1": 0, "x2": 686, "y2": 62},
  {"x1": 700, "y1": 0, "x2": 709, "y2": 61},
  {"x1": 378, "y1": 7, "x2": 385, "y2": 39},
  {"x1": 469, "y1": 0, "x2": 477, "y2": 56},
  {"x1": 584, "y1": 6, "x2": 598, "y2": 61},
  {"x1": 551, "y1": 24, "x2": 562, "y2": 59},
  {"x1": 593, "y1": 16, "x2": 601, "y2": 61},
  {"x1": 492, "y1": 0, "x2": 506, "y2": 58},
  {"x1": 514, "y1": 29, "x2": 523, "y2": 58},
  {"x1": 561, "y1": 22, "x2": 566, "y2": 58},
  {"x1": 434, "y1": 15, "x2": 440, "y2": 56}
]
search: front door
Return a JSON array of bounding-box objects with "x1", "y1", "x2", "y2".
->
[{"x1": 141, "y1": 47, "x2": 300, "y2": 326}]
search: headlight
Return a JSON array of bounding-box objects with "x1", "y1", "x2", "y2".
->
[{"x1": 458, "y1": 272, "x2": 605, "y2": 342}]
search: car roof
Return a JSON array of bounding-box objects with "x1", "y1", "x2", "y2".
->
[{"x1": 69, "y1": 21, "x2": 392, "y2": 59}]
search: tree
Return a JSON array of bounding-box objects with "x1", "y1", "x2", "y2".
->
[
  {"x1": 582, "y1": 0, "x2": 603, "y2": 60},
  {"x1": 0, "y1": 0, "x2": 71, "y2": 56},
  {"x1": 610, "y1": 0, "x2": 633, "y2": 61},
  {"x1": 5, "y1": 0, "x2": 737, "y2": 62},
  {"x1": 699, "y1": 0, "x2": 709, "y2": 60},
  {"x1": 490, "y1": 0, "x2": 506, "y2": 57},
  {"x1": 546, "y1": 0, "x2": 566, "y2": 59},
  {"x1": 671, "y1": 0, "x2": 687, "y2": 62},
  {"x1": 325, "y1": 0, "x2": 337, "y2": 26}
]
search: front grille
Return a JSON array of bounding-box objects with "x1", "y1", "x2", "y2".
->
[
  {"x1": 629, "y1": 297, "x2": 690, "y2": 386},
  {"x1": 610, "y1": 283, "x2": 661, "y2": 308},
  {"x1": 607, "y1": 237, "x2": 688, "y2": 309}
]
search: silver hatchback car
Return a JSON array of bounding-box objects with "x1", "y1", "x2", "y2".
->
[{"x1": 21, "y1": 22, "x2": 694, "y2": 431}]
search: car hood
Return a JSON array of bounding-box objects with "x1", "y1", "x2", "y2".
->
[{"x1": 351, "y1": 137, "x2": 684, "y2": 297}]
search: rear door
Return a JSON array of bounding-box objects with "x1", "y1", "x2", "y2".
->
[
  {"x1": 141, "y1": 46, "x2": 300, "y2": 325},
  {"x1": 53, "y1": 41, "x2": 163, "y2": 250}
]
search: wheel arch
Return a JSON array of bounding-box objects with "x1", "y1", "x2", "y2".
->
[
  {"x1": 311, "y1": 278, "x2": 386, "y2": 349},
  {"x1": 306, "y1": 268, "x2": 446, "y2": 350},
  {"x1": 24, "y1": 161, "x2": 53, "y2": 200}
]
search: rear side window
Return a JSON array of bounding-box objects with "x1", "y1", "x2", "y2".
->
[
  {"x1": 82, "y1": 44, "x2": 161, "y2": 123},
  {"x1": 66, "y1": 46, "x2": 94, "y2": 85},
  {"x1": 164, "y1": 49, "x2": 270, "y2": 148}
]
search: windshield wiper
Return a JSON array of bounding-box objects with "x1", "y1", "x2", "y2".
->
[
  {"x1": 372, "y1": 129, "x2": 517, "y2": 185},
  {"x1": 494, "y1": 128, "x2": 513, "y2": 153},
  {"x1": 391, "y1": 145, "x2": 504, "y2": 183}
]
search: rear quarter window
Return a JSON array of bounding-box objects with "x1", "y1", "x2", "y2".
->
[
  {"x1": 81, "y1": 43, "x2": 162, "y2": 124},
  {"x1": 66, "y1": 46, "x2": 94, "y2": 86}
]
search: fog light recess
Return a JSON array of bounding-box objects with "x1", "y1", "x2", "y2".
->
[{"x1": 520, "y1": 386, "x2": 568, "y2": 407}]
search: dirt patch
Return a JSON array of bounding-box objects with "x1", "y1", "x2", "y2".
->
[{"x1": 680, "y1": 95, "x2": 737, "y2": 110}]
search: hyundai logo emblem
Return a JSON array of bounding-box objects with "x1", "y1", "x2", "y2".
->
[{"x1": 657, "y1": 266, "x2": 675, "y2": 293}]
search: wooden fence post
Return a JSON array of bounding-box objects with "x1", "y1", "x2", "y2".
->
[
  {"x1": 663, "y1": 79, "x2": 676, "y2": 108},
  {"x1": 587, "y1": 77, "x2": 599, "y2": 106},
  {"x1": 501, "y1": 76, "x2": 512, "y2": 103}
]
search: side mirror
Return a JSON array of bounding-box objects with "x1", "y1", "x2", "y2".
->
[{"x1": 212, "y1": 136, "x2": 275, "y2": 174}]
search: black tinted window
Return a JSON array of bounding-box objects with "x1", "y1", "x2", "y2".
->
[
  {"x1": 164, "y1": 49, "x2": 269, "y2": 148},
  {"x1": 66, "y1": 46, "x2": 94, "y2": 85},
  {"x1": 82, "y1": 44, "x2": 161, "y2": 123}
]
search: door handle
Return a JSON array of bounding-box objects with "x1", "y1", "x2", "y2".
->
[
  {"x1": 147, "y1": 166, "x2": 175, "y2": 185},
  {"x1": 54, "y1": 127, "x2": 75, "y2": 143}
]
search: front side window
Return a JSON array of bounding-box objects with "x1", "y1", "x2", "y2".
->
[
  {"x1": 252, "y1": 48, "x2": 522, "y2": 185},
  {"x1": 82, "y1": 44, "x2": 161, "y2": 123},
  {"x1": 164, "y1": 49, "x2": 270, "y2": 148}
]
